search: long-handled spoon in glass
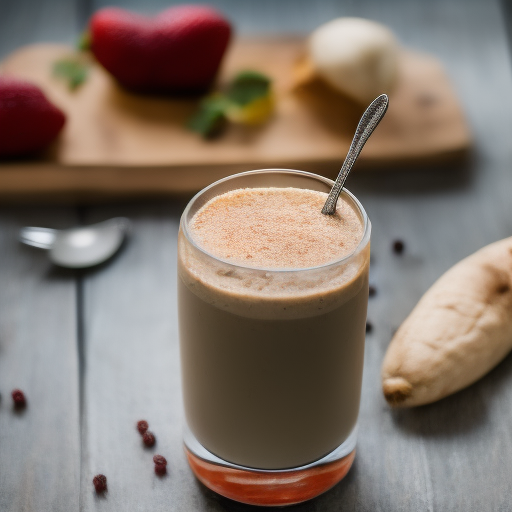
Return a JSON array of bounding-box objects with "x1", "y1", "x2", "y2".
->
[{"x1": 322, "y1": 94, "x2": 389, "y2": 215}]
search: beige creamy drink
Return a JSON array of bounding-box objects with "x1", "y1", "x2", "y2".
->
[{"x1": 178, "y1": 186, "x2": 370, "y2": 470}]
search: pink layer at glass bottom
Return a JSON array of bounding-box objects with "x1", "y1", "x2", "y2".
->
[{"x1": 185, "y1": 446, "x2": 356, "y2": 507}]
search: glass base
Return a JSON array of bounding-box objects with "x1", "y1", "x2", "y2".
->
[{"x1": 183, "y1": 427, "x2": 357, "y2": 507}]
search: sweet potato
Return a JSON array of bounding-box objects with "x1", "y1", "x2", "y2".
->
[{"x1": 382, "y1": 237, "x2": 512, "y2": 407}]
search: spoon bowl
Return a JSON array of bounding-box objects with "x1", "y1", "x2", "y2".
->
[{"x1": 20, "y1": 217, "x2": 131, "y2": 268}]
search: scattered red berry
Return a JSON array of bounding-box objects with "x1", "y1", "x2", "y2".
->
[
  {"x1": 392, "y1": 240, "x2": 405, "y2": 255},
  {"x1": 369, "y1": 285, "x2": 377, "y2": 297},
  {"x1": 11, "y1": 389, "x2": 26, "y2": 407},
  {"x1": 93, "y1": 474, "x2": 107, "y2": 493},
  {"x1": 137, "y1": 420, "x2": 149, "y2": 435},
  {"x1": 366, "y1": 321, "x2": 373, "y2": 333},
  {"x1": 154, "y1": 464, "x2": 167, "y2": 475},
  {"x1": 153, "y1": 455, "x2": 167, "y2": 475},
  {"x1": 143, "y1": 431, "x2": 156, "y2": 447},
  {"x1": 153, "y1": 454, "x2": 167, "y2": 466}
]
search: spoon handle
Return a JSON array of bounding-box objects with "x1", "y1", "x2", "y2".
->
[
  {"x1": 19, "y1": 227, "x2": 57, "y2": 249},
  {"x1": 322, "y1": 94, "x2": 389, "y2": 215}
]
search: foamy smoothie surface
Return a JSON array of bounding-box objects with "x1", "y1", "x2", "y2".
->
[{"x1": 189, "y1": 187, "x2": 364, "y2": 269}]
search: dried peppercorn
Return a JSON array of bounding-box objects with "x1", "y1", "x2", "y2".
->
[
  {"x1": 366, "y1": 321, "x2": 373, "y2": 333},
  {"x1": 143, "y1": 431, "x2": 156, "y2": 447},
  {"x1": 137, "y1": 420, "x2": 149, "y2": 435},
  {"x1": 392, "y1": 240, "x2": 405, "y2": 255},
  {"x1": 11, "y1": 389, "x2": 26, "y2": 408},
  {"x1": 155, "y1": 464, "x2": 167, "y2": 475},
  {"x1": 153, "y1": 455, "x2": 168, "y2": 475},
  {"x1": 93, "y1": 474, "x2": 107, "y2": 493},
  {"x1": 153, "y1": 455, "x2": 167, "y2": 466},
  {"x1": 369, "y1": 285, "x2": 377, "y2": 297}
]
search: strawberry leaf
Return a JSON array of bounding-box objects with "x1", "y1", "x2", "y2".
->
[
  {"x1": 53, "y1": 56, "x2": 89, "y2": 91},
  {"x1": 226, "y1": 71, "x2": 271, "y2": 106},
  {"x1": 188, "y1": 96, "x2": 229, "y2": 138},
  {"x1": 77, "y1": 31, "x2": 91, "y2": 52},
  {"x1": 188, "y1": 71, "x2": 273, "y2": 138}
]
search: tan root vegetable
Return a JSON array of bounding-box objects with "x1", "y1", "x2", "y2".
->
[{"x1": 382, "y1": 237, "x2": 512, "y2": 407}]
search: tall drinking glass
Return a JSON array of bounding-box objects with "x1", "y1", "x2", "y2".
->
[{"x1": 178, "y1": 169, "x2": 370, "y2": 506}]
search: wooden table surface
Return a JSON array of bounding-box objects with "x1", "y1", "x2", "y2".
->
[{"x1": 1, "y1": 0, "x2": 512, "y2": 510}]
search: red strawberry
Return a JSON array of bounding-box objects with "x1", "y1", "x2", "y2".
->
[
  {"x1": 90, "y1": 5, "x2": 231, "y2": 94},
  {"x1": 0, "y1": 77, "x2": 66, "y2": 158}
]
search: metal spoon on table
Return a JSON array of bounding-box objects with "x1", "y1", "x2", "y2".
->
[
  {"x1": 322, "y1": 94, "x2": 389, "y2": 215},
  {"x1": 19, "y1": 217, "x2": 131, "y2": 268}
]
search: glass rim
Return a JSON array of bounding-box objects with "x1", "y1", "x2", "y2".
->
[{"x1": 180, "y1": 169, "x2": 371, "y2": 273}]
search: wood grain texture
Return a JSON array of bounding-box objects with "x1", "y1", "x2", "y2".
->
[
  {"x1": 80, "y1": 0, "x2": 512, "y2": 511},
  {"x1": 78, "y1": 201, "x2": 210, "y2": 511},
  {"x1": 0, "y1": 40, "x2": 469, "y2": 200},
  {"x1": 1, "y1": 0, "x2": 512, "y2": 511},
  {"x1": 345, "y1": 0, "x2": 512, "y2": 511},
  {"x1": 0, "y1": 1, "x2": 82, "y2": 511},
  {"x1": 0, "y1": 207, "x2": 80, "y2": 512}
]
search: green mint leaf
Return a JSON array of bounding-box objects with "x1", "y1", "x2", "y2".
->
[
  {"x1": 53, "y1": 56, "x2": 89, "y2": 91},
  {"x1": 188, "y1": 70, "x2": 272, "y2": 138},
  {"x1": 226, "y1": 71, "x2": 271, "y2": 106},
  {"x1": 77, "y1": 30, "x2": 91, "y2": 52},
  {"x1": 188, "y1": 97, "x2": 229, "y2": 138}
]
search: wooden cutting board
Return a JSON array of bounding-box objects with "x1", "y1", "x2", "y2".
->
[{"x1": 0, "y1": 39, "x2": 470, "y2": 202}]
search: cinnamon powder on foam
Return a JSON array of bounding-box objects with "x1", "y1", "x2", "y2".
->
[{"x1": 189, "y1": 188, "x2": 364, "y2": 269}]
